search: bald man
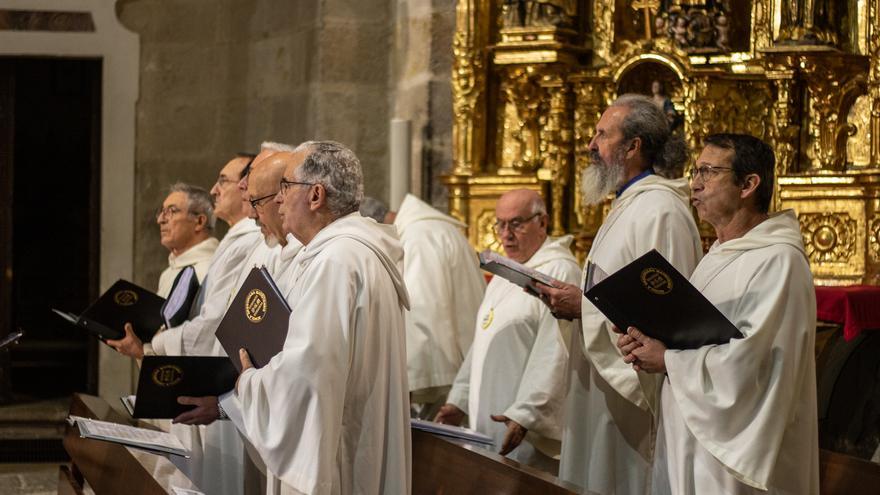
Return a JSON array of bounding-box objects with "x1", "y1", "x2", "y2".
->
[{"x1": 435, "y1": 189, "x2": 580, "y2": 473}]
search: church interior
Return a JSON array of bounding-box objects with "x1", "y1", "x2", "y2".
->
[{"x1": 2, "y1": 0, "x2": 880, "y2": 493}]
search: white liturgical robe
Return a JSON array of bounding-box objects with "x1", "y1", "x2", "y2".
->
[
  {"x1": 157, "y1": 237, "x2": 218, "y2": 298},
  {"x1": 150, "y1": 217, "x2": 262, "y2": 357},
  {"x1": 655, "y1": 210, "x2": 818, "y2": 494},
  {"x1": 236, "y1": 213, "x2": 411, "y2": 495},
  {"x1": 447, "y1": 236, "x2": 580, "y2": 468},
  {"x1": 393, "y1": 194, "x2": 485, "y2": 395},
  {"x1": 559, "y1": 175, "x2": 702, "y2": 495},
  {"x1": 149, "y1": 218, "x2": 261, "y2": 495}
]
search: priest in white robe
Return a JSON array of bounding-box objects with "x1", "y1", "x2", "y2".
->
[
  {"x1": 155, "y1": 183, "x2": 218, "y2": 297},
  {"x1": 233, "y1": 140, "x2": 411, "y2": 495},
  {"x1": 109, "y1": 154, "x2": 262, "y2": 495},
  {"x1": 617, "y1": 134, "x2": 819, "y2": 494},
  {"x1": 536, "y1": 95, "x2": 702, "y2": 494},
  {"x1": 436, "y1": 189, "x2": 580, "y2": 472},
  {"x1": 360, "y1": 193, "x2": 486, "y2": 419}
]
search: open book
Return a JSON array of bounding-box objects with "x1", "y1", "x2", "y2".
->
[
  {"x1": 69, "y1": 415, "x2": 189, "y2": 457},
  {"x1": 478, "y1": 250, "x2": 555, "y2": 297},
  {"x1": 52, "y1": 279, "x2": 165, "y2": 343},
  {"x1": 411, "y1": 418, "x2": 494, "y2": 447}
]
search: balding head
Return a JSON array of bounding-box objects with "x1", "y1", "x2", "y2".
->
[
  {"x1": 247, "y1": 152, "x2": 295, "y2": 246},
  {"x1": 494, "y1": 189, "x2": 548, "y2": 263}
]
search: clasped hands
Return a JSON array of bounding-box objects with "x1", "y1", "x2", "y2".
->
[{"x1": 614, "y1": 326, "x2": 667, "y2": 374}]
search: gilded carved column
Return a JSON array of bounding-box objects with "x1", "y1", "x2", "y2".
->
[
  {"x1": 751, "y1": 0, "x2": 773, "y2": 53},
  {"x1": 870, "y1": 0, "x2": 880, "y2": 166},
  {"x1": 448, "y1": 0, "x2": 490, "y2": 223},
  {"x1": 537, "y1": 75, "x2": 573, "y2": 236}
]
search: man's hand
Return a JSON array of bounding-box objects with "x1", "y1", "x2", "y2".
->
[
  {"x1": 490, "y1": 414, "x2": 527, "y2": 456},
  {"x1": 622, "y1": 327, "x2": 667, "y2": 374},
  {"x1": 434, "y1": 404, "x2": 465, "y2": 426},
  {"x1": 106, "y1": 323, "x2": 144, "y2": 359},
  {"x1": 172, "y1": 396, "x2": 220, "y2": 425},
  {"x1": 533, "y1": 280, "x2": 582, "y2": 320},
  {"x1": 616, "y1": 326, "x2": 643, "y2": 356},
  {"x1": 235, "y1": 348, "x2": 254, "y2": 393}
]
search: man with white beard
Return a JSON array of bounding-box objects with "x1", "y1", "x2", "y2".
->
[
  {"x1": 536, "y1": 94, "x2": 702, "y2": 494},
  {"x1": 233, "y1": 140, "x2": 411, "y2": 495},
  {"x1": 435, "y1": 189, "x2": 580, "y2": 473},
  {"x1": 109, "y1": 154, "x2": 263, "y2": 495},
  {"x1": 359, "y1": 194, "x2": 486, "y2": 420},
  {"x1": 617, "y1": 134, "x2": 818, "y2": 494},
  {"x1": 155, "y1": 183, "x2": 218, "y2": 297}
]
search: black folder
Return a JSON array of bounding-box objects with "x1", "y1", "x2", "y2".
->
[
  {"x1": 215, "y1": 267, "x2": 291, "y2": 372},
  {"x1": 131, "y1": 356, "x2": 238, "y2": 419},
  {"x1": 161, "y1": 265, "x2": 200, "y2": 328},
  {"x1": 583, "y1": 249, "x2": 742, "y2": 350},
  {"x1": 52, "y1": 279, "x2": 164, "y2": 343}
]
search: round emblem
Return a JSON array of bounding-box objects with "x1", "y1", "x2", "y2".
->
[
  {"x1": 114, "y1": 290, "x2": 138, "y2": 306},
  {"x1": 640, "y1": 268, "x2": 673, "y2": 295},
  {"x1": 152, "y1": 365, "x2": 183, "y2": 387},
  {"x1": 245, "y1": 289, "x2": 268, "y2": 323},
  {"x1": 481, "y1": 308, "x2": 494, "y2": 330}
]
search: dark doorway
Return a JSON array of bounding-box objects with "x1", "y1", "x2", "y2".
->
[{"x1": 0, "y1": 57, "x2": 101, "y2": 403}]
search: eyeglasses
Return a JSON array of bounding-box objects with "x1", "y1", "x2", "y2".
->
[
  {"x1": 493, "y1": 213, "x2": 541, "y2": 234},
  {"x1": 215, "y1": 176, "x2": 237, "y2": 187},
  {"x1": 279, "y1": 177, "x2": 315, "y2": 194},
  {"x1": 249, "y1": 192, "x2": 278, "y2": 210},
  {"x1": 155, "y1": 205, "x2": 187, "y2": 220},
  {"x1": 688, "y1": 165, "x2": 734, "y2": 183}
]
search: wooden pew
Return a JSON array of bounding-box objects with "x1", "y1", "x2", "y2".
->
[
  {"x1": 412, "y1": 428, "x2": 586, "y2": 495},
  {"x1": 60, "y1": 393, "x2": 200, "y2": 494}
]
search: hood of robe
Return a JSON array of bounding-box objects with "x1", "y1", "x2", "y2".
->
[
  {"x1": 614, "y1": 174, "x2": 691, "y2": 207},
  {"x1": 523, "y1": 235, "x2": 576, "y2": 270},
  {"x1": 393, "y1": 193, "x2": 466, "y2": 235},
  {"x1": 167, "y1": 237, "x2": 219, "y2": 269},
  {"x1": 301, "y1": 212, "x2": 411, "y2": 310},
  {"x1": 279, "y1": 233, "x2": 303, "y2": 263},
  {"x1": 712, "y1": 209, "x2": 806, "y2": 257}
]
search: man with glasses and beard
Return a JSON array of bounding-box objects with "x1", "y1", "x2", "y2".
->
[
  {"x1": 535, "y1": 94, "x2": 702, "y2": 494},
  {"x1": 435, "y1": 189, "x2": 580, "y2": 473}
]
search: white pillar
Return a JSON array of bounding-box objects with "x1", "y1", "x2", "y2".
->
[{"x1": 389, "y1": 118, "x2": 412, "y2": 209}]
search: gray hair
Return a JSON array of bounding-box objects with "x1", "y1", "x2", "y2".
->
[
  {"x1": 293, "y1": 140, "x2": 364, "y2": 217},
  {"x1": 529, "y1": 194, "x2": 547, "y2": 217},
  {"x1": 169, "y1": 182, "x2": 216, "y2": 231},
  {"x1": 610, "y1": 94, "x2": 688, "y2": 178},
  {"x1": 260, "y1": 141, "x2": 296, "y2": 153},
  {"x1": 360, "y1": 197, "x2": 389, "y2": 223}
]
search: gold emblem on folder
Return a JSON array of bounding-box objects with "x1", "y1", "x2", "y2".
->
[
  {"x1": 114, "y1": 290, "x2": 138, "y2": 306},
  {"x1": 152, "y1": 365, "x2": 183, "y2": 387},
  {"x1": 481, "y1": 308, "x2": 494, "y2": 329},
  {"x1": 640, "y1": 268, "x2": 673, "y2": 295},
  {"x1": 245, "y1": 289, "x2": 268, "y2": 323}
]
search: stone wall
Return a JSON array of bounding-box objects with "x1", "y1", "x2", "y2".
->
[{"x1": 117, "y1": 0, "x2": 454, "y2": 289}]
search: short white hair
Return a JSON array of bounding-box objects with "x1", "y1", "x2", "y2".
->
[{"x1": 260, "y1": 141, "x2": 296, "y2": 153}]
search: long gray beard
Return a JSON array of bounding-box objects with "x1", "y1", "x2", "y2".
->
[{"x1": 580, "y1": 152, "x2": 625, "y2": 206}]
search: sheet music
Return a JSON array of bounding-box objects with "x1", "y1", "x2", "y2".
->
[
  {"x1": 51, "y1": 309, "x2": 79, "y2": 325},
  {"x1": 584, "y1": 260, "x2": 609, "y2": 292},
  {"x1": 71, "y1": 415, "x2": 189, "y2": 457},
  {"x1": 411, "y1": 418, "x2": 494, "y2": 446}
]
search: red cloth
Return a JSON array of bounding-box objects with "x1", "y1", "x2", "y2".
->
[{"x1": 815, "y1": 285, "x2": 880, "y2": 341}]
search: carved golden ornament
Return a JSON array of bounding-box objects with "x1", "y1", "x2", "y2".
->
[
  {"x1": 869, "y1": 215, "x2": 880, "y2": 262},
  {"x1": 847, "y1": 94, "x2": 872, "y2": 167},
  {"x1": 592, "y1": 0, "x2": 615, "y2": 64},
  {"x1": 499, "y1": 66, "x2": 548, "y2": 173},
  {"x1": 476, "y1": 209, "x2": 503, "y2": 254},
  {"x1": 152, "y1": 365, "x2": 183, "y2": 387},
  {"x1": 800, "y1": 212, "x2": 857, "y2": 263},
  {"x1": 245, "y1": 289, "x2": 268, "y2": 324},
  {"x1": 114, "y1": 290, "x2": 138, "y2": 306},
  {"x1": 750, "y1": 0, "x2": 772, "y2": 53}
]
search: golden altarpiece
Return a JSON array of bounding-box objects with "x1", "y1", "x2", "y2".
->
[{"x1": 444, "y1": 0, "x2": 880, "y2": 286}]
